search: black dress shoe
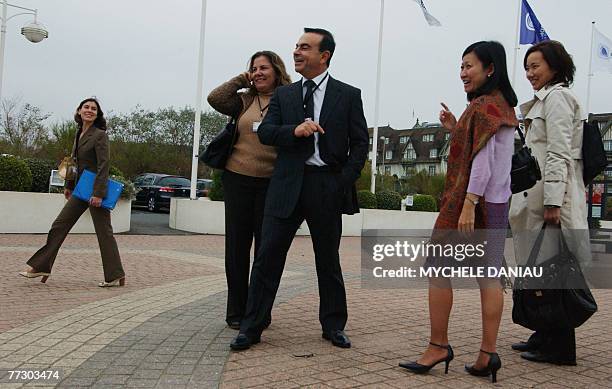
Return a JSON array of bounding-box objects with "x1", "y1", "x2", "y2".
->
[
  {"x1": 465, "y1": 349, "x2": 502, "y2": 383},
  {"x1": 511, "y1": 341, "x2": 537, "y2": 352},
  {"x1": 322, "y1": 330, "x2": 351, "y2": 348},
  {"x1": 399, "y1": 342, "x2": 454, "y2": 375},
  {"x1": 520, "y1": 351, "x2": 576, "y2": 366},
  {"x1": 230, "y1": 333, "x2": 260, "y2": 351},
  {"x1": 227, "y1": 321, "x2": 241, "y2": 330}
]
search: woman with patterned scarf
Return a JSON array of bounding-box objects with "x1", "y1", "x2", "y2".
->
[{"x1": 399, "y1": 41, "x2": 518, "y2": 383}]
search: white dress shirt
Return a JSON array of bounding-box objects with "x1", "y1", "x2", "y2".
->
[{"x1": 302, "y1": 71, "x2": 329, "y2": 166}]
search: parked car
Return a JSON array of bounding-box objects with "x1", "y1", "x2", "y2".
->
[
  {"x1": 132, "y1": 173, "x2": 191, "y2": 212},
  {"x1": 197, "y1": 179, "x2": 213, "y2": 197}
]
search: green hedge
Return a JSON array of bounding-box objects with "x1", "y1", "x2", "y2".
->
[
  {"x1": 109, "y1": 174, "x2": 136, "y2": 200},
  {"x1": 0, "y1": 155, "x2": 33, "y2": 192},
  {"x1": 208, "y1": 169, "x2": 224, "y2": 201},
  {"x1": 357, "y1": 190, "x2": 377, "y2": 209},
  {"x1": 23, "y1": 158, "x2": 56, "y2": 193},
  {"x1": 376, "y1": 190, "x2": 402, "y2": 210},
  {"x1": 406, "y1": 194, "x2": 437, "y2": 212},
  {"x1": 109, "y1": 165, "x2": 125, "y2": 178}
]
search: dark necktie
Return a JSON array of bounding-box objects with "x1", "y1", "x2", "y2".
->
[{"x1": 304, "y1": 79, "x2": 316, "y2": 120}]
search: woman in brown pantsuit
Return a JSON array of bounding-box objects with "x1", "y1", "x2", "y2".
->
[{"x1": 20, "y1": 97, "x2": 125, "y2": 287}]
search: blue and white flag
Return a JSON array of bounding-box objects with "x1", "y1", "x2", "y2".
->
[
  {"x1": 519, "y1": 0, "x2": 550, "y2": 44},
  {"x1": 592, "y1": 27, "x2": 612, "y2": 74},
  {"x1": 413, "y1": 0, "x2": 441, "y2": 27}
]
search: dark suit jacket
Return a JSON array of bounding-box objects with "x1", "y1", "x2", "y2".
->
[
  {"x1": 258, "y1": 76, "x2": 369, "y2": 218},
  {"x1": 65, "y1": 126, "x2": 110, "y2": 198}
]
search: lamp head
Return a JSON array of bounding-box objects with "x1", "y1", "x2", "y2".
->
[{"x1": 21, "y1": 21, "x2": 48, "y2": 43}]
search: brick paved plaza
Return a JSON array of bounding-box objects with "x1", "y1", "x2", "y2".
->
[{"x1": 1, "y1": 233, "x2": 611, "y2": 388}]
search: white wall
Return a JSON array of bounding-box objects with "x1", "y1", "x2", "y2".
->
[
  {"x1": 170, "y1": 198, "x2": 438, "y2": 236},
  {"x1": 0, "y1": 192, "x2": 131, "y2": 233}
]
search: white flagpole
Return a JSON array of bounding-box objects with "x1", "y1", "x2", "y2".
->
[
  {"x1": 190, "y1": 0, "x2": 208, "y2": 199},
  {"x1": 586, "y1": 21, "x2": 595, "y2": 119},
  {"x1": 511, "y1": 0, "x2": 522, "y2": 87},
  {"x1": 370, "y1": 0, "x2": 385, "y2": 193}
]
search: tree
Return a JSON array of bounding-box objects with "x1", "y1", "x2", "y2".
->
[
  {"x1": 105, "y1": 105, "x2": 227, "y2": 178},
  {"x1": 356, "y1": 161, "x2": 372, "y2": 191},
  {"x1": 39, "y1": 120, "x2": 78, "y2": 162},
  {"x1": 405, "y1": 170, "x2": 446, "y2": 207},
  {"x1": 0, "y1": 98, "x2": 50, "y2": 156}
]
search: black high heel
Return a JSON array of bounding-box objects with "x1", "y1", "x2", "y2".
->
[
  {"x1": 399, "y1": 342, "x2": 454, "y2": 374},
  {"x1": 465, "y1": 349, "x2": 502, "y2": 383}
]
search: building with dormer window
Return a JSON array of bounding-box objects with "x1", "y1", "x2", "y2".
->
[{"x1": 368, "y1": 121, "x2": 451, "y2": 178}]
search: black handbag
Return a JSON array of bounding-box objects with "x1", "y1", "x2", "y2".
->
[
  {"x1": 199, "y1": 117, "x2": 238, "y2": 169},
  {"x1": 510, "y1": 126, "x2": 542, "y2": 194},
  {"x1": 512, "y1": 224, "x2": 597, "y2": 331},
  {"x1": 582, "y1": 120, "x2": 608, "y2": 185}
]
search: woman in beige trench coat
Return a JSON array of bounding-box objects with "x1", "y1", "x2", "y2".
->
[{"x1": 509, "y1": 40, "x2": 591, "y2": 366}]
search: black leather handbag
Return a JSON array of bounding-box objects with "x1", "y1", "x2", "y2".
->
[
  {"x1": 510, "y1": 127, "x2": 542, "y2": 194},
  {"x1": 582, "y1": 120, "x2": 608, "y2": 185},
  {"x1": 199, "y1": 117, "x2": 238, "y2": 170},
  {"x1": 512, "y1": 225, "x2": 597, "y2": 331}
]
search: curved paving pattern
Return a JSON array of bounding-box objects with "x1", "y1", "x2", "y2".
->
[
  {"x1": 58, "y1": 291, "x2": 232, "y2": 388},
  {"x1": 1, "y1": 234, "x2": 612, "y2": 388}
]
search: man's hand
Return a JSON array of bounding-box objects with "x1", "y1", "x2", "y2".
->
[
  {"x1": 294, "y1": 121, "x2": 325, "y2": 138},
  {"x1": 64, "y1": 189, "x2": 72, "y2": 200},
  {"x1": 89, "y1": 196, "x2": 103, "y2": 208},
  {"x1": 544, "y1": 206, "x2": 561, "y2": 225}
]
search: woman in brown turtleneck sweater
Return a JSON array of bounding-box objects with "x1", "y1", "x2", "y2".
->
[{"x1": 207, "y1": 51, "x2": 291, "y2": 330}]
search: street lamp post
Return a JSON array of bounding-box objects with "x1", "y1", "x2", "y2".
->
[
  {"x1": 379, "y1": 136, "x2": 386, "y2": 188},
  {"x1": 0, "y1": 0, "x2": 48, "y2": 102},
  {"x1": 190, "y1": 0, "x2": 207, "y2": 200}
]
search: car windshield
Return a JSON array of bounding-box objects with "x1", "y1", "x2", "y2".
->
[
  {"x1": 158, "y1": 177, "x2": 190, "y2": 187},
  {"x1": 197, "y1": 180, "x2": 212, "y2": 189}
]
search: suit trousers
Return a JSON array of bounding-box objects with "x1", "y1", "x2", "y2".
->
[
  {"x1": 240, "y1": 168, "x2": 347, "y2": 337},
  {"x1": 528, "y1": 327, "x2": 576, "y2": 361},
  {"x1": 222, "y1": 170, "x2": 270, "y2": 324},
  {"x1": 27, "y1": 196, "x2": 124, "y2": 282}
]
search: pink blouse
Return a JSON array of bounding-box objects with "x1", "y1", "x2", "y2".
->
[{"x1": 467, "y1": 125, "x2": 515, "y2": 203}]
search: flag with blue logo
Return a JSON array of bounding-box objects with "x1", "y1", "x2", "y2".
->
[
  {"x1": 592, "y1": 27, "x2": 612, "y2": 74},
  {"x1": 519, "y1": 0, "x2": 550, "y2": 45}
]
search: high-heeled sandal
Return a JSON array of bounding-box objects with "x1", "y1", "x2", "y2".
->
[
  {"x1": 399, "y1": 342, "x2": 454, "y2": 374},
  {"x1": 98, "y1": 277, "x2": 125, "y2": 287},
  {"x1": 465, "y1": 349, "x2": 502, "y2": 383},
  {"x1": 19, "y1": 270, "x2": 50, "y2": 283}
]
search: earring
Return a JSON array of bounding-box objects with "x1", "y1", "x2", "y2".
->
[{"x1": 487, "y1": 74, "x2": 492, "y2": 78}]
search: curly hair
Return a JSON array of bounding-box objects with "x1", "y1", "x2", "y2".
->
[{"x1": 74, "y1": 97, "x2": 107, "y2": 131}]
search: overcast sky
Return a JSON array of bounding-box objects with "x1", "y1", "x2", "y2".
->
[{"x1": 4, "y1": 0, "x2": 612, "y2": 129}]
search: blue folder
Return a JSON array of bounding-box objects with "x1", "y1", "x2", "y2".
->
[{"x1": 72, "y1": 170, "x2": 124, "y2": 210}]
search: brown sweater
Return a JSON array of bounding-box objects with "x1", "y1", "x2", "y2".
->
[{"x1": 207, "y1": 75, "x2": 277, "y2": 178}]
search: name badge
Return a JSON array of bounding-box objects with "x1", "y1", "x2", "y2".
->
[{"x1": 252, "y1": 121, "x2": 261, "y2": 132}]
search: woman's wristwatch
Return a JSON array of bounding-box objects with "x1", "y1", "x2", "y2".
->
[{"x1": 465, "y1": 195, "x2": 479, "y2": 206}]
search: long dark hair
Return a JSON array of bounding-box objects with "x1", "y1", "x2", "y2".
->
[
  {"x1": 462, "y1": 41, "x2": 518, "y2": 107},
  {"x1": 74, "y1": 97, "x2": 107, "y2": 130},
  {"x1": 524, "y1": 40, "x2": 575, "y2": 87}
]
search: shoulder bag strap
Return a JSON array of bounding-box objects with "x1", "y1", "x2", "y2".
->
[
  {"x1": 516, "y1": 126, "x2": 527, "y2": 146},
  {"x1": 525, "y1": 223, "x2": 547, "y2": 267}
]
